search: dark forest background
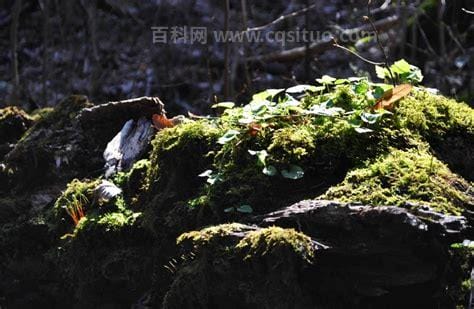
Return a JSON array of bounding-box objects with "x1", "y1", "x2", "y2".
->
[{"x1": 1, "y1": 0, "x2": 473, "y2": 114}]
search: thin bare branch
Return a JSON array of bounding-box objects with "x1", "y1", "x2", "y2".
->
[{"x1": 246, "y1": 2, "x2": 318, "y2": 32}]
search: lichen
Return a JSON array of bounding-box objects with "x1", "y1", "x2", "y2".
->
[
  {"x1": 236, "y1": 226, "x2": 315, "y2": 262},
  {"x1": 323, "y1": 147, "x2": 473, "y2": 215}
]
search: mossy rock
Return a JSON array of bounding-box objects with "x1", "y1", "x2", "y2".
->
[
  {"x1": 113, "y1": 159, "x2": 150, "y2": 208},
  {"x1": 164, "y1": 225, "x2": 316, "y2": 309},
  {"x1": 395, "y1": 90, "x2": 474, "y2": 180},
  {"x1": 143, "y1": 88, "x2": 473, "y2": 225},
  {"x1": 323, "y1": 147, "x2": 473, "y2": 215},
  {"x1": 142, "y1": 120, "x2": 223, "y2": 236},
  {"x1": 4, "y1": 96, "x2": 94, "y2": 191},
  {"x1": 57, "y1": 211, "x2": 153, "y2": 307},
  {"x1": 0, "y1": 106, "x2": 34, "y2": 145}
]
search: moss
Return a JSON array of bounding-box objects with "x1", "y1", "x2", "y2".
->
[
  {"x1": 395, "y1": 90, "x2": 474, "y2": 180},
  {"x1": 54, "y1": 178, "x2": 101, "y2": 221},
  {"x1": 58, "y1": 209, "x2": 151, "y2": 307},
  {"x1": 396, "y1": 90, "x2": 473, "y2": 139},
  {"x1": 267, "y1": 125, "x2": 315, "y2": 164},
  {"x1": 74, "y1": 211, "x2": 142, "y2": 236},
  {"x1": 323, "y1": 147, "x2": 473, "y2": 215},
  {"x1": 0, "y1": 106, "x2": 34, "y2": 144},
  {"x1": 4, "y1": 96, "x2": 94, "y2": 190},
  {"x1": 113, "y1": 159, "x2": 150, "y2": 207},
  {"x1": 177, "y1": 223, "x2": 248, "y2": 251},
  {"x1": 29, "y1": 107, "x2": 54, "y2": 123},
  {"x1": 145, "y1": 120, "x2": 222, "y2": 192},
  {"x1": 236, "y1": 226, "x2": 315, "y2": 263}
]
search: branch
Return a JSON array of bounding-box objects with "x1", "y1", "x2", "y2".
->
[
  {"x1": 246, "y1": 2, "x2": 318, "y2": 32},
  {"x1": 247, "y1": 15, "x2": 399, "y2": 63},
  {"x1": 462, "y1": 8, "x2": 474, "y2": 14}
]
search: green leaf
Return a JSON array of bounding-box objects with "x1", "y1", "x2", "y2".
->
[
  {"x1": 248, "y1": 149, "x2": 268, "y2": 167},
  {"x1": 361, "y1": 112, "x2": 382, "y2": 124},
  {"x1": 236, "y1": 205, "x2": 253, "y2": 214},
  {"x1": 375, "y1": 65, "x2": 387, "y2": 80},
  {"x1": 286, "y1": 84, "x2": 320, "y2": 93},
  {"x1": 218, "y1": 129, "x2": 240, "y2": 144},
  {"x1": 262, "y1": 165, "x2": 278, "y2": 176},
  {"x1": 348, "y1": 117, "x2": 363, "y2": 127},
  {"x1": 354, "y1": 81, "x2": 369, "y2": 94},
  {"x1": 224, "y1": 207, "x2": 235, "y2": 213},
  {"x1": 373, "y1": 86, "x2": 385, "y2": 99},
  {"x1": 198, "y1": 170, "x2": 213, "y2": 178},
  {"x1": 238, "y1": 114, "x2": 255, "y2": 124},
  {"x1": 281, "y1": 164, "x2": 304, "y2": 180},
  {"x1": 251, "y1": 89, "x2": 284, "y2": 103},
  {"x1": 334, "y1": 78, "x2": 349, "y2": 85},
  {"x1": 198, "y1": 170, "x2": 221, "y2": 185},
  {"x1": 316, "y1": 75, "x2": 336, "y2": 85},
  {"x1": 212, "y1": 102, "x2": 235, "y2": 109},
  {"x1": 354, "y1": 127, "x2": 373, "y2": 133},
  {"x1": 207, "y1": 174, "x2": 221, "y2": 185},
  {"x1": 391, "y1": 59, "x2": 411, "y2": 74}
]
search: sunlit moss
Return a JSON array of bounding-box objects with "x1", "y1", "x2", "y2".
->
[
  {"x1": 54, "y1": 178, "x2": 101, "y2": 221},
  {"x1": 236, "y1": 226, "x2": 315, "y2": 262},
  {"x1": 323, "y1": 147, "x2": 473, "y2": 215},
  {"x1": 145, "y1": 120, "x2": 222, "y2": 192},
  {"x1": 177, "y1": 223, "x2": 248, "y2": 251},
  {"x1": 395, "y1": 89, "x2": 473, "y2": 138}
]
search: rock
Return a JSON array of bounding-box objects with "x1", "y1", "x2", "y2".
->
[
  {"x1": 0, "y1": 106, "x2": 33, "y2": 145},
  {"x1": 163, "y1": 200, "x2": 471, "y2": 308}
]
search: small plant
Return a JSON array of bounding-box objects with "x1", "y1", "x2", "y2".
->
[{"x1": 64, "y1": 194, "x2": 88, "y2": 226}]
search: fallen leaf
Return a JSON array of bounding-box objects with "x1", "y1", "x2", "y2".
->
[
  {"x1": 152, "y1": 114, "x2": 174, "y2": 129},
  {"x1": 374, "y1": 84, "x2": 412, "y2": 110}
]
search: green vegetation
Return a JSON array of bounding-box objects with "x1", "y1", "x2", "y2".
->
[
  {"x1": 236, "y1": 227, "x2": 315, "y2": 262},
  {"x1": 54, "y1": 179, "x2": 101, "y2": 224},
  {"x1": 323, "y1": 147, "x2": 473, "y2": 215},
  {"x1": 140, "y1": 61, "x2": 472, "y2": 221},
  {"x1": 177, "y1": 224, "x2": 315, "y2": 262}
]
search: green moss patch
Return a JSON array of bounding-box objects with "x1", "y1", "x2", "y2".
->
[
  {"x1": 236, "y1": 226, "x2": 315, "y2": 262},
  {"x1": 323, "y1": 147, "x2": 473, "y2": 215}
]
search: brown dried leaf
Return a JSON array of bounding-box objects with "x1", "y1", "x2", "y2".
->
[{"x1": 374, "y1": 84, "x2": 413, "y2": 110}]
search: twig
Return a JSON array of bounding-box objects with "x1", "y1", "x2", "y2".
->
[
  {"x1": 246, "y1": 2, "x2": 318, "y2": 32},
  {"x1": 461, "y1": 8, "x2": 474, "y2": 15},
  {"x1": 365, "y1": 0, "x2": 395, "y2": 85},
  {"x1": 333, "y1": 41, "x2": 385, "y2": 65},
  {"x1": 247, "y1": 15, "x2": 399, "y2": 63}
]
